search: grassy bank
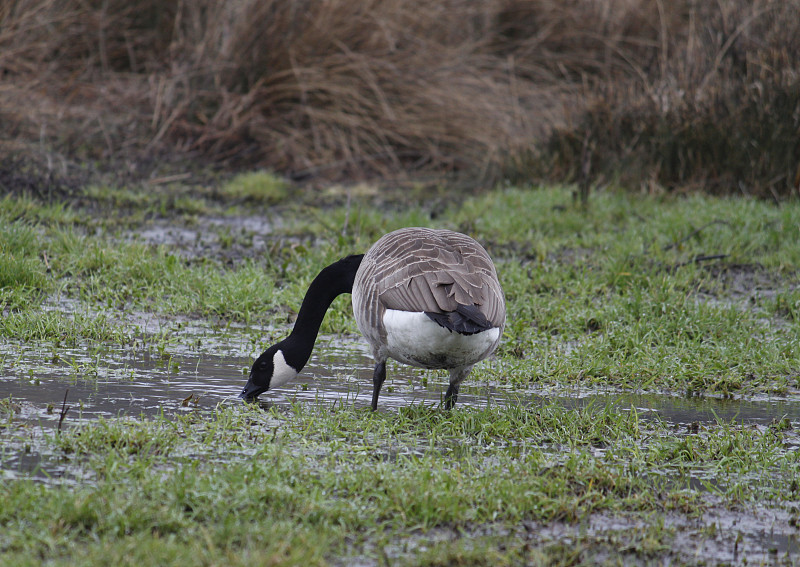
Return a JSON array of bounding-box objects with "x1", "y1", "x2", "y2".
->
[{"x1": 1, "y1": 183, "x2": 800, "y2": 564}]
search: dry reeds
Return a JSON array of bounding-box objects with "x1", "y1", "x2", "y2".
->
[
  {"x1": 144, "y1": 0, "x2": 544, "y2": 183},
  {"x1": 1, "y1": 0, "x2": 798, "y2": 196},
  {"x1": 502, "y1": 0, "x2": 800, "y2": 197}
]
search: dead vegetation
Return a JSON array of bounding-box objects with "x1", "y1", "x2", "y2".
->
[{"x1": 1, "y1": 0, "x2": 798, "y2": 196}]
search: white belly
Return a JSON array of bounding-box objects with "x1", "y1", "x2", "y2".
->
[{"x1": 382, "y1": 309, "x2": 500, "y2": 369}]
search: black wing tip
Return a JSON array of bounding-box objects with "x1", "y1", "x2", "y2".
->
[{"x1": 425, "y1": 304, "x2": 493, "y2": 335}]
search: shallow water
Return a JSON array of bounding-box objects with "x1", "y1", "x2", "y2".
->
[
  {"x1": 2, "y1": 308, "x2": 799, "y2": 490},
  {"x1": 128, "y1": 215, "x2": 284, "y2": 260},
  {"x1": 2, "y1": 315, "x2": 799, "y2": 563},
  {"x1": 3, "y1": 327, "x2": 800, "y2": 429},
  {"x1": 0, "y1": 337, "x2": 493, "y2": 429},
  {"x1": 5, "y1": 330, "x2": 798, "y2": 511}
]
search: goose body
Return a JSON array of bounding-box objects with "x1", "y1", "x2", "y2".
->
[{"x1": 240, "y1": 227, "x2": 505, "y2": 409}]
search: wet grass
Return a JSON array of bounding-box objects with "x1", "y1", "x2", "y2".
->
[
  {"x1": 1, "y1": 403, "x2": 798, "y2": 565},
  {"x1": 2, "y1": 184, "x2": 800, "y2": 564},
  {"x1": 2, "y1": 185, "x2": 799, "y2": 390}
]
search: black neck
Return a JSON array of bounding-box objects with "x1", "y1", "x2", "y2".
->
[{"x1": 280, "y1": 254, "x2": 363, "y2": 371}]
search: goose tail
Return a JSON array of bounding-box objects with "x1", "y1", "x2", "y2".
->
[{"x1": 424, "y1": 304, "x2": 493, "y2": 335}]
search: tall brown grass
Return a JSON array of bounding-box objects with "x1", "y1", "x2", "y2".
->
[
  {"x1": 1, "y1": 0, "x2": 798, "y2": 196},
  {"x1": 515, "y1": 0, "x2": 800, "y2": 197}
]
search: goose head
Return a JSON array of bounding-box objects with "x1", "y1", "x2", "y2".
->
[
  {"x1": 239, "y1": 343, "x2": 299, "y2": 401},
  {"x1": 239, "y1": 254, "x2": 365, "y2": 402}
]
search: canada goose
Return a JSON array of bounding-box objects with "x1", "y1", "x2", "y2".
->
[{"x1": 240, "y1": 227, "x2": 505, "y2": 409}]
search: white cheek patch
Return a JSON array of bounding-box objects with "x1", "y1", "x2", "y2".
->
[{"x1": 270, "y1": 350, "x2": 299, "y2": 388}]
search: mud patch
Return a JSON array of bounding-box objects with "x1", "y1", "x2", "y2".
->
[
  {"x1": 702, "y1": 263, "x2": 798, "y2": 298},
  {"x1": 0, "y1": 153, "x2": 91, "y2": 201},
  {"x1": 125, "y1": 214, "x2": 307, "y2": 264},
  {"x1": 342, "y1": 505, "x2": 800, "y2": 566},
  {"x1": 693, "y1": 262, "x2": 800, "y2": 313}
]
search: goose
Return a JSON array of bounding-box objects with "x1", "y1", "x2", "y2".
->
[{"x1": 239, "y1": 227, "x2": 505, "y2": 410}]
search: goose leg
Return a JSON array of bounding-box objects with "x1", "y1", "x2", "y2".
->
[
  {"x1": 371, "y1": 360, "x2": 386, "y2": 411},
  {"x1": 443, "y1": 383, "x2": 460, "y2": 410},
  {"x1": 444, "y1": 366, "x2": 472, "y2": 410}
]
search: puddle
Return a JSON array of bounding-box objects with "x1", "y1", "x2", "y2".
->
[
  {"x1": 126, "y1": 215, "x2": 288, "y2": 261},
  {"x1": 2, "y1": 303, "x2": 799, "y2": 481},
  {"x1": 3, "y1": 329, "x2": 800, "y2": 488},
  {"x1": 2, "y1": 323, "x2": 799, "y2": 563},
  {"x1": 343, "y1": 505, "x2": 800, "y2": 566},
  {"x1": 556, "y1": 390, "x2": 800, "y2": 427},
  {"x1": 133, "y1": 216, "x2": 279, "y2": 245},
  {"x1": 0, "y1": 338, "x2": 494, "y2": 428},
  {"x1": 3, "y1": 327, "x2": 800, "y2": 429}
]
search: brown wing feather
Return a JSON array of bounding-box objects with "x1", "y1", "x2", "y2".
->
[{"x1": 352, "y1": 228, "x2": 505, "y2": 347}]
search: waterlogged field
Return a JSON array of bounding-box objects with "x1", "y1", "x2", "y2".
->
[{"x1": 1, "y1": 181, "x2": 800, "y2": 565}]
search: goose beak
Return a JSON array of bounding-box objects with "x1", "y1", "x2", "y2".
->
[{"x1": 239, "y1": 378, "x2": 264, "y2": 401}]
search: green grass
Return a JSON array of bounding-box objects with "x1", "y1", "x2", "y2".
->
[
  {"x1": 0, "y1": 311, "x2": 130, "y2": 344},
  {"x1": 4, "y1": 186, "x2": 800, "y2": 390},
  {"x1": 1, "y1": 403, "x2": 797, "y2": 565},
  {"x1": 217, "y1": 170, "x2": 289, "y2": 203},
  {"x1": 1, "y1": 184, "x2": 799, "y2": 564},
  {"x1": 0, "y1": 221, "x2": 50, "y2": 311},
  {"x1": 2, "y1": 186, "x2": 799, "y2": 390}
]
